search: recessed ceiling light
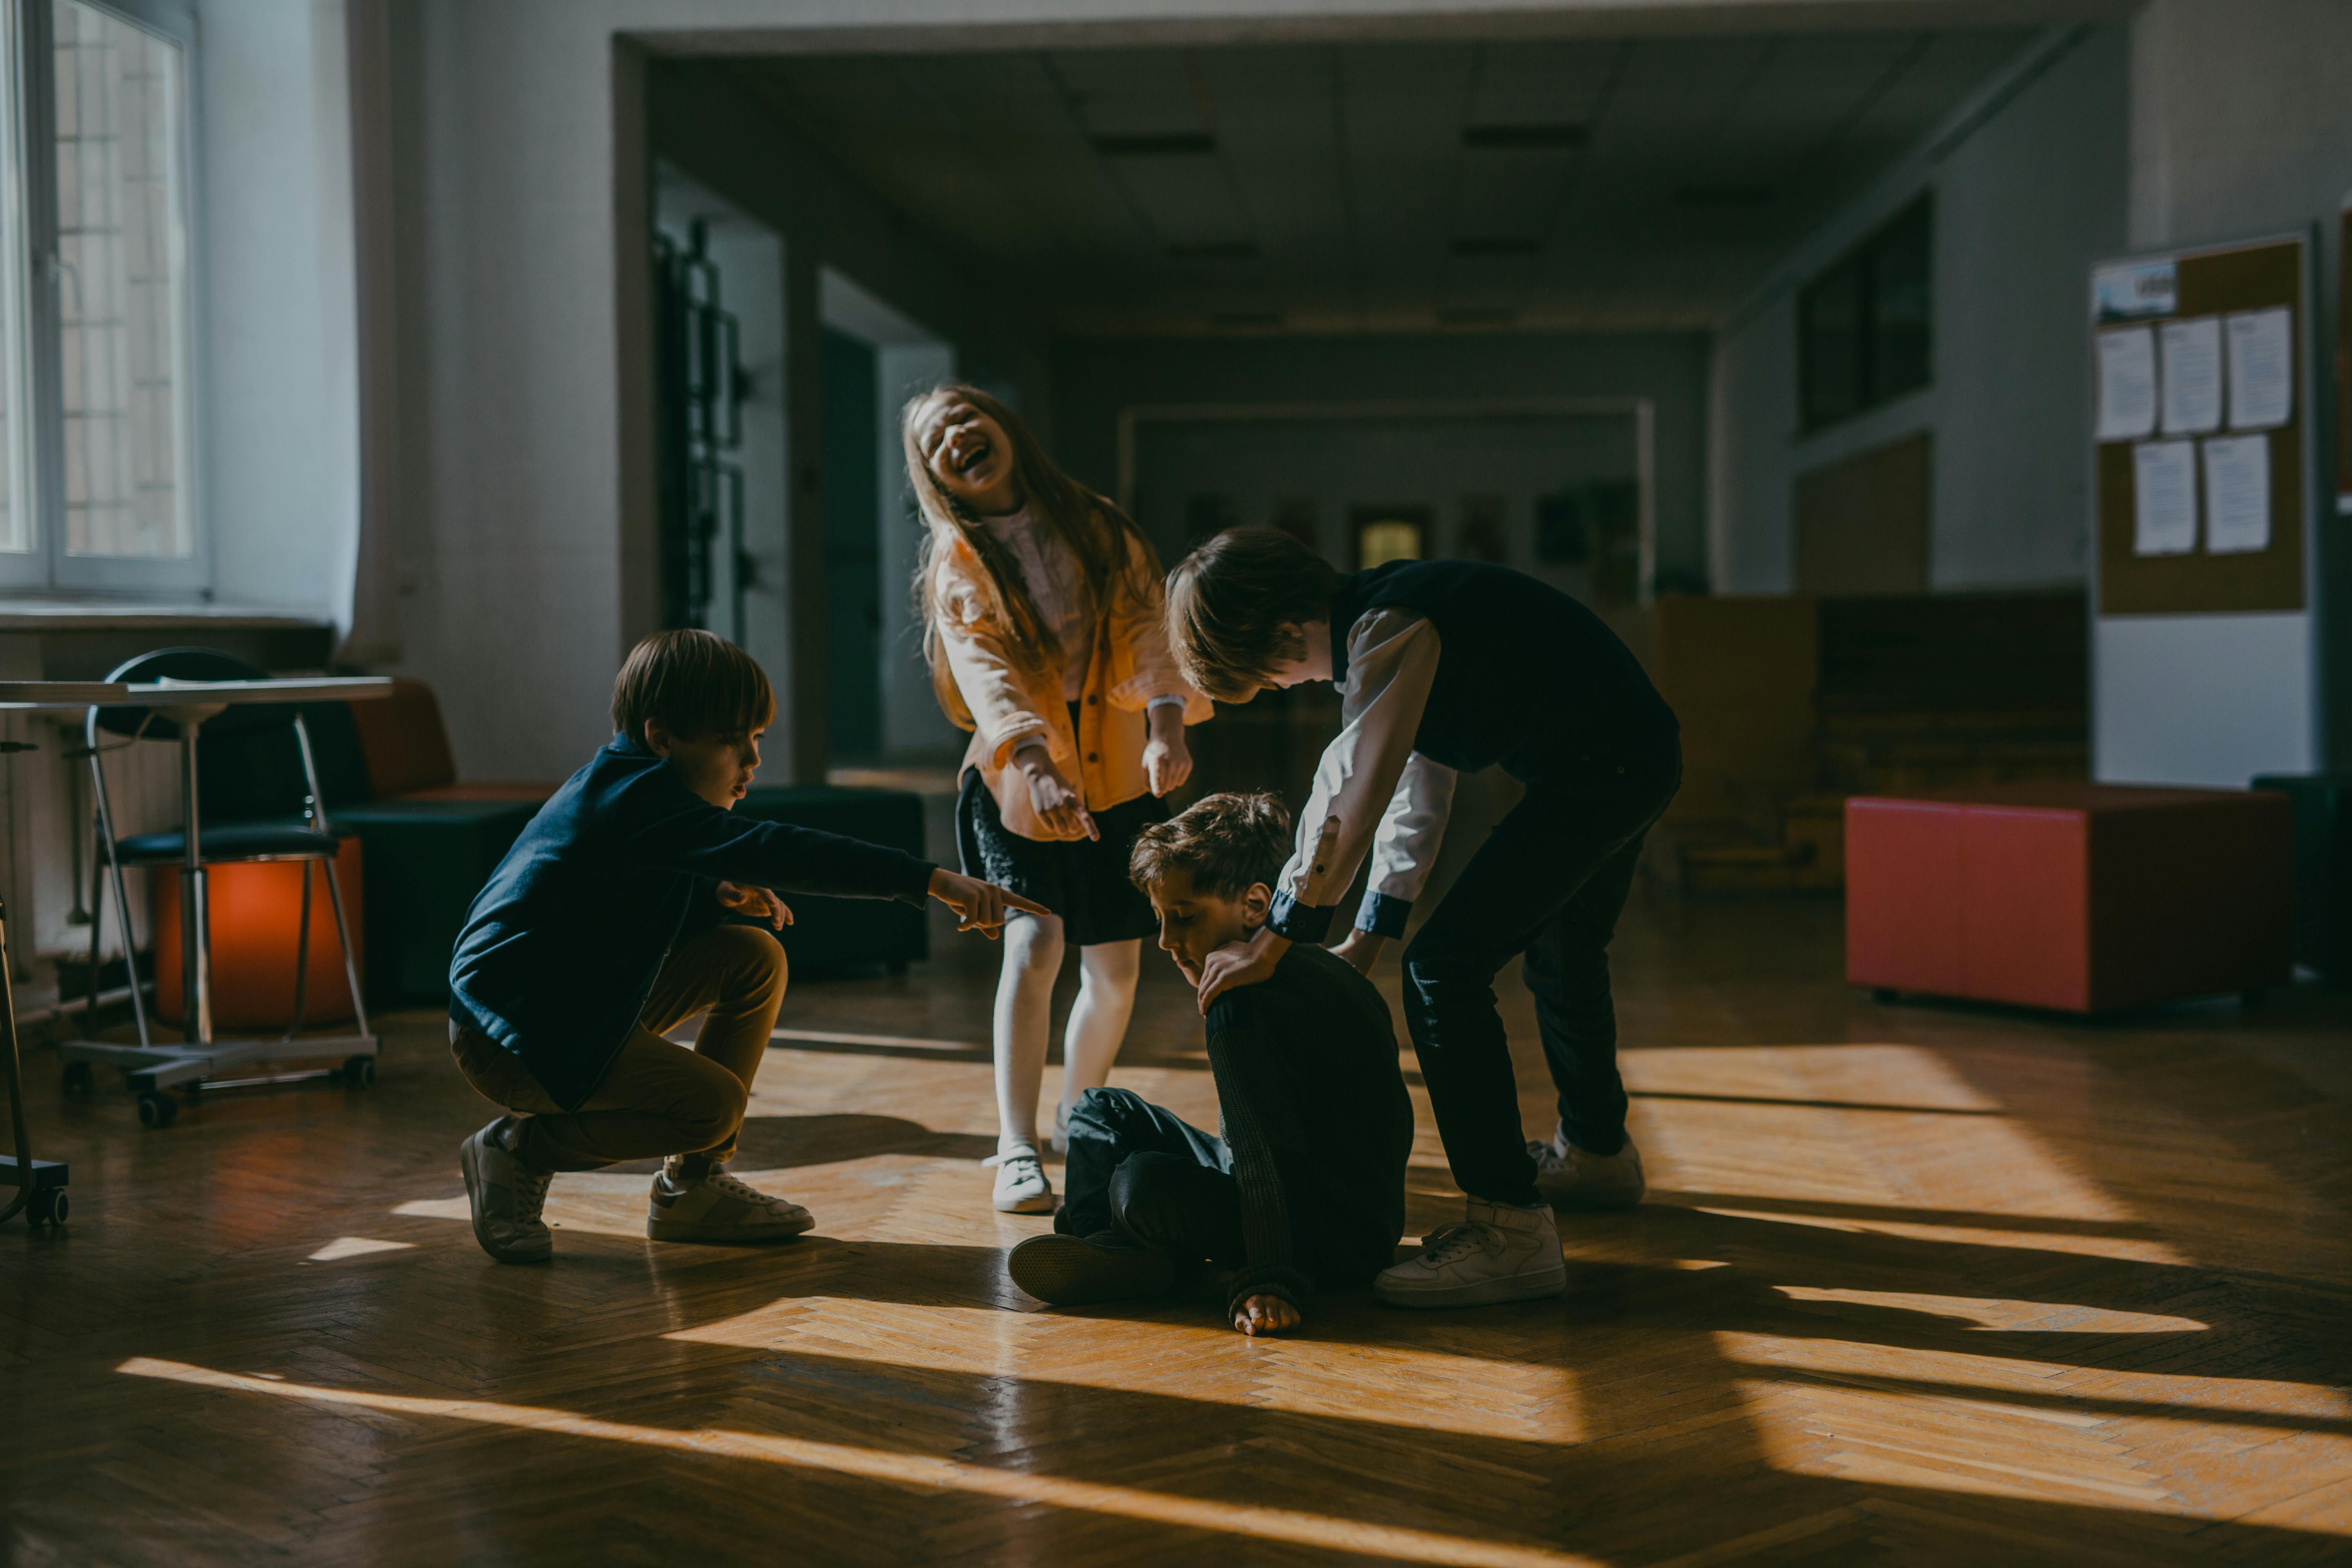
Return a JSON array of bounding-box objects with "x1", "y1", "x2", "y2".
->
[
  {"x1": 1090, "y1": 131, "x2": 1216, "y2": 156},
  {"x1": 1450, "y1": 236, "x2": 1541, "y2": 257},
  {"x1": 1462, "y1": 123, "x2": 1586, "y2": 151}
]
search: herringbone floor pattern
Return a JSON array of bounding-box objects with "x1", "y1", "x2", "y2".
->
[{"x1": 3, "y1": 891, "x2": 2348, "y2": 1565}]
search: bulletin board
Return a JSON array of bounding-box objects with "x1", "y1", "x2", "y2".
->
[{"x1": 2091, "y1": 234, "x2": 2309, "y2": 615}]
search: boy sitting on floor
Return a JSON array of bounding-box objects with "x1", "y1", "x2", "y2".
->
[
  {"x1": 449, "y1": 629, "x2": 1041, "y2": 1264},
  {"x1": 1007, "y1": 791, "x2": 1412, "y2": 1335}
]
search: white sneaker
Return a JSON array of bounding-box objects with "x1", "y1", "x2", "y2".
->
[
  {"x1": 1529, "y1": 1122, "x2": 1646, "y2": 1211},
  {"x1": 646, "y1": 1164, "x2": 815, "y2": 1243},
  {"x1": 1375, "y1": 1198, "x2": 1567, "y2": 1308},
  {"x1": 984, "y1": 1143, "x2": 1056, "y2": 1214}
]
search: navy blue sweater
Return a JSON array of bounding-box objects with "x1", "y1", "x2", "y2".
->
[{"x1": 449, "y1": 736, "x2": 935, "y2": 1109}]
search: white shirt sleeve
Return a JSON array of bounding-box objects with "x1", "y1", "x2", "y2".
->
[
  {"x1": 1267, "y1": 609, "x2": 1442, "y2": 944},
  {"x1": 1357, "y1": 752, "x2": 1457, "y2": 937}
]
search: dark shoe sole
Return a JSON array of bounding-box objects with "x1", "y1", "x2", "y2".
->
[
  {"x1": 1007, "y1": 1234, "x2": 1175, "y2": 1305},
  {"x1": 459, "y1": 1133, "x2": 552, "y2": 1265},
  {"x1": 647, "y1": 1212, "x2": 816, "y2": 1243}
]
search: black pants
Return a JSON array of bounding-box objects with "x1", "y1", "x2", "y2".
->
[
  {"x1": 1055, "y1": 1088, "x2": 1244, "y2": 1266},
  {"x1": 1401, "y1": 726, "x2": 1681, "y2": 1208}
]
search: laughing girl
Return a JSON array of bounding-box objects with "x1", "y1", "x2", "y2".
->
[{"x1": 904, "y1": 385, "x2": 1211, "y2": 1212}]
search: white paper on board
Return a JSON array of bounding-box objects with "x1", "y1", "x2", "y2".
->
[
  {"x1": 2132, "y1": 439, "x2": 2199, "y2": 555},
  {"x1": 2201, "y1": 434, "x2": 2272, "y2": 554},
  {"x1": 2095, "y1": 326, "x2": 2158, "y2": 441},
  {"x1": 2226, "y1": 307, "x2": 2293, "y2": 429},
  {"x1": 2158, "y1": 316, "x2": 2223, "y2": 434},
  {"x1": 2092, "y1": 259, "x2": 2177, "y2": 322}
]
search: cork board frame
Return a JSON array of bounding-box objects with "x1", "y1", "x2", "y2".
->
[{"x1": 2093, "y1": 235, "x2": 2309, "y2": 616}]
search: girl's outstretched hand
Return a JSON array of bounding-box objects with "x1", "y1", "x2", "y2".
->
[
  {"x1": 928, "y1": 868, "x2": 1049, "y2": 938},
  {"x1": 1143, "y1": 704, "x2": 1193, "y2": 797},
  {"x1": 715, "y1": 881, "x2": 792, "y2": 929},
  {"x1": 1015, "y1": 750, "x2": 1097, "y2": 840}
]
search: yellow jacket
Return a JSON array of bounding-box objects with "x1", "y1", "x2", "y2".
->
[{"x1": 931, "y1": 527, "x2": 1212, "y2": 841}]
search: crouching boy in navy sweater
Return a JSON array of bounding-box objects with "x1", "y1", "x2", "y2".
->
[
  {"x1": 448, "y1": 630, "x2": 1042, "y2": 1264},
  {"x1": 1007, "y1": 791, "x2": 1412, "y2": 1335},
  {"x1": 1166, "y1": 529, "x2": 1680, "y2": 1310}
]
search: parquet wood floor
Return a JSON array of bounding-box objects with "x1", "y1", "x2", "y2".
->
[{"x1": 4, "y1": 887, "x2": 2349, "y2": 1565}]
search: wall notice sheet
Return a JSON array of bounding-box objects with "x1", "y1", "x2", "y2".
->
[
  {"x1": 2227, "y1": 307, "x2": 2293, "y2": 429},
  {"x1": 2096, "y1": 326, "x2": 2158, "y2": 440},
  {"x1": 2201, "y1": 434, "x2": 2272, "y2": 553},
  {"x1": 2159, "y1": 316, "x2": 2223, "y2": 434},
  {"x1": 2133, "y1": 439, "x2": 2199, "y2": 555}
]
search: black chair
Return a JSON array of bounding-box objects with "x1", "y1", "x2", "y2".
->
[{"x1": 60, "y1": 649, "x2": 375, "y2": 1128}]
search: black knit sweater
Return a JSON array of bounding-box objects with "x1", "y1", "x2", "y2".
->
[{"x1": 1204, "y1": 942, "x2": 1414, "y2": 1315}]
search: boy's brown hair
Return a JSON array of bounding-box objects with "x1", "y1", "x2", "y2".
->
[
  {"x1": 1129, "y1": 791, "x2": 1293, "y2": 901},
  {"x1": 611, "y1": 629, "x2": 775, "y2": 744},
  {"x1": 1165, "y1": 526, "x2": 1339, "y2": 703}
]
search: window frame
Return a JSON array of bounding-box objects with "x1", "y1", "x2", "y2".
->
[
  {"x1": 1797, "y1": 194, "x2": 1934, "y2": 434},
  {"x1": 0, "y1": 0, "x2": 207, "y2": 595}
]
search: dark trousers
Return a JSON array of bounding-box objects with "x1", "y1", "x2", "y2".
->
[
  {"x1": 1401, "y1": 726, "x2": 1681, "y2": 1207},
  {"x1": 1055, "y1": 1088, "x2": 1245, "y2": 1266}
]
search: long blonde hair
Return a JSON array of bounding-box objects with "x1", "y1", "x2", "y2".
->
[{"x1": 903, "y1": 383, "x2": 1160, "y2": 724}]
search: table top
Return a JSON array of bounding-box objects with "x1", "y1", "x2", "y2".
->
[
  {"x1": 0, "y1": 681, "x2": 130, "y2": 709},
  {"x1": 121, "y1": 676, "x2": 395, "y2": 704}
]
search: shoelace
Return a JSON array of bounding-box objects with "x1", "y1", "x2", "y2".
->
[
  {"x1": 512, "y1": 1165, "x2": 553, "y2": 1223},
  {"x1": 1416, "y1": 1221, "x2": 1493, "y2": 1267},
  {"x1": 1525, "y1": 1138, "x2": 1568, "y2": 1174},
  {"x1": 693, "y1": 1169, "x2": 801, "y2": 1213},
  {"x1": 983, "y1": 1149, "x2": 1045, "y2": 1182}
]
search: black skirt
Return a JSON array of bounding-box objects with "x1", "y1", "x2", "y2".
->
[{"x1": 956, "y1": 768, "x2": 1169, "y2": 947}]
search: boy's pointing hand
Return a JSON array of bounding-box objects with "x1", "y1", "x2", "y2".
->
[
  {"x1": 928, "y1": 868, "x2": 1050, "y2": 938},
  {"x1": 715, "y1": 881, "x2": 792, "y2": 929}
]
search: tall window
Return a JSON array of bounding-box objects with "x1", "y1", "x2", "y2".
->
[
  {"x1": 0, "y1": 0, "x2": 198, "y2": 591},
  {"x1": 1798, "y1": 196, "x2": 1933, "y2": 431}
]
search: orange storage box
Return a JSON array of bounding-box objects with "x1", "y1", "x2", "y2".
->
[
  {"x1": 1846, "y1": 782, "x2": 2292, "y2": 1013},
  {"x1": 148, "y1": 835, "x2": 365, "y2": 1029}
]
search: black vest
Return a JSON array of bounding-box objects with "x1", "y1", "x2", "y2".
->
[{"x1": 1327, "y1": 559, "x2": 1675, "y2": 777}]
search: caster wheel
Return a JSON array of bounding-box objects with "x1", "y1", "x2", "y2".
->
[
  {"x1": 136, "y1": 1091, "x2": 178, "y2": 1129},
  {"x1": 61, "y1": 1061, "x2": 94, "y2": 1094},
  {"x1": 341, "y1": 1055, "x2": 377, "y2": 1089},
  {"x1": 29, "y1": 1188, "x2": 66, "y2": 1227}
]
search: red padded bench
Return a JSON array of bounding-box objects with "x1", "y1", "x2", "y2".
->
[{"x1": 1846, "y1": 782, "x2": 2292, "y2": 1013}]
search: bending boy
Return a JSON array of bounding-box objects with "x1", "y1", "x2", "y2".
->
[
  {"x1": 448, "y1": 630, "x2": 1041, "y2": 1264},
  {"x1": 1007, "y1": 791, "x2": 1412, "y2": 1335},
  {"x1": 1167, "y1": 530, "x2": 1680, "y2": 1309}
]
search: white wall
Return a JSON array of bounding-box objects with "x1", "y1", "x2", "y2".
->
[
  {"x1": 1711, "y1": 25, "x2": 2128, "y2": 595},
  {"x1": 199, "y1": 0, "x2": 362, "y2": 624},
  {"x1": 2094, "y1": 0, "x2": 2352, "y2": 785}
]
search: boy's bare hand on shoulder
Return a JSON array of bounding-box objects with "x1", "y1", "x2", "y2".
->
[
  {"x1": 1196, "y1": 926, "x2": 1289, "y2": 1011},
  {"x1": 929, "y1": 868, "x2": 1049, "y2": 939},
  {"x1": 716, "y1": 882, "x2": 792, "y2": 929},
  {"x1": 1332, "y1": 929, "x2": 1385, "y2": 975},
  {"x1": 1233, "y1": 1294, "x2": 1300, "y2": 1336}
]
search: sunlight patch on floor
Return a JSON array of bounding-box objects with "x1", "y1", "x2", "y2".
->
[
  {"x1": 116, "y1": 1357, "x2": 1600, "y2": 1568},
  {"x1": 666, "y1": 1296, "x2": 1585, "y2": 1443},
  {"x1": 1772, "y1": 1286, "x2": 2208, "y2": 1334},
  {"x1": 303, "y1": 1236, "x2": 416, "y2": 1263}
]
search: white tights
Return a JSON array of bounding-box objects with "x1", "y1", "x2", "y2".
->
[{"x1": 991, "y1": 912, "x2": 1140, "y2": 1152}]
